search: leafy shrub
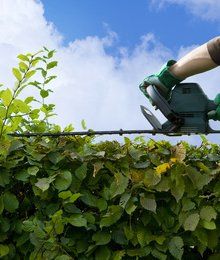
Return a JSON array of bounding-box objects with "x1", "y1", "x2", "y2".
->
[
  {"x1": 0, "y1": 136, "x2": 219, "y2": 259},
  {"x1": 0, "y1": 50, "x2": 219, "y2": 259}
]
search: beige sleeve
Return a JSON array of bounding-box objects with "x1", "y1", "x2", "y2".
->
[{"x1": 207, "y1": 37, "x2": 220, "y2": 65}]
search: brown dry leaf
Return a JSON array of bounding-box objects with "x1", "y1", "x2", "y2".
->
[
  {"x1": 171, "y1": 143, "x2": 186, "y2": 162},
  {"x1": 93, "y1": 161, "x2": 104, "y2": 177}
]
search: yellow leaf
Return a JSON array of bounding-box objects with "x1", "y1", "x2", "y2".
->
[
  {"x1": 130, "y1": 169, "x2": 145, "y2": 183},
  {"x1": 170, "y1": 157, "x2": 177, "y2": 163},
  {"x1": 156, "y1": 163, "x2": 170, "y2": 175}
]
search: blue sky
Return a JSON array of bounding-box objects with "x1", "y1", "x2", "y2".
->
[
  {"x1": 1, "y1": 0, "x2": 220, "y2": 145},
  {"x1": 41, "y1": 0, "x2": 219, "y2": 53}
]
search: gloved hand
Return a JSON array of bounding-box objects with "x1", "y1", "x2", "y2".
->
[
  {"x1": 207, "y1": 94, "x2": 220, "y2": 120},
  {"x1": 139, "y1": 60, "x2": 182, "y2": 100}
]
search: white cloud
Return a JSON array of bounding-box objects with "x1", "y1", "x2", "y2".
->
[
  {"x1": 151, "y1": 0, "x2": 220, "y2": 21},
  {"x1": 0, "y1": 0, "x2": 219, "y2": 145}
]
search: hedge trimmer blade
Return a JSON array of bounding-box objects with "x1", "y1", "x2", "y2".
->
[{"x1": 8, "y1": 82, "x2": 220, "y2": 137}]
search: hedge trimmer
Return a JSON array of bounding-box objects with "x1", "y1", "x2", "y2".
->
[{"x1": 10, "y1": 82, "x2": 220, "y2": 137}]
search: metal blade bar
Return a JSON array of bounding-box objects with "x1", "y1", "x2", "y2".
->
[
  {"x1": 8, "y1": 129, "x2": 220, "y2": 137},
  {"x1": 8, "y1": 129, "x2": 166, "y2": 137}
]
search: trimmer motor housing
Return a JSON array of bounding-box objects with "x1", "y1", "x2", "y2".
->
[{"x1": 141, "y1": 83, "x2": 219, "y2": 135}]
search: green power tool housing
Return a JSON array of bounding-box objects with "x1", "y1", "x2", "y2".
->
[{"x1": 141, "y1": 83, "x2": 219, "y2": 135}]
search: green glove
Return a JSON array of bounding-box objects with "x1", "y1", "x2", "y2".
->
[
  {"x1": 139, "y1": 60, "x2": 182, "y2": 100},
  {"x1": 207, "y1": 94, "x2": 220, "y2": 120}
]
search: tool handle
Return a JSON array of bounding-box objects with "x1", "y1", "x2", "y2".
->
[{"x1": 207, "y1": 100, "x2": 218, "y2": 111}]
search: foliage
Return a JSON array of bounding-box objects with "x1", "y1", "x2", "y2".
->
[
  {"x1": 0, "y1": 135, "x2": 219, "y2": 259},
  {"x1": 0, "y1": 47, "x2": 62, "y2": 157},
  {"x1": 0, "y1": 50, "x2": 219, "y2": 259}
]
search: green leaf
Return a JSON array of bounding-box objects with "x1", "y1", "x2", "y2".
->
[
  {"x1": 140, "y1": 195, "x2": 156, "y2": 213},
  {"x1": 25, "y1": 70, "x2": 36, "y2": 79},
  {"x1": 207, "y1": 230, "x2": 219, "y2": 249},
  {"x1": 55, "y1": 256, "x2": 72, "y2": 260},
  {"x1": 31, "y1": 58, "x2": 40, "y2": 67},
  {"x1": 134, "y1": 161, "x2": 150, "y2": 169},
  {"x1": 137, "y1": 227, "x2": 146, "y2": 247},
  {"x1": 12, "y1": 68, "x2": 22, "y2": 81},
  {"x1": 208, "y1": 254, "x2": 220, "y2": 260},
  {"x1": 92, "y1": 231, "x2": 111, "y2": 245},
  {"x1": 19, "y1": 62, "x2": 28, "y2": 71},
  {"x1": 0, "y1": 107, "x2": 6, "y2": 118},
  {"x1": 0, "y1": 244, "x2": 9, "y2": 257},
  {"x1": 81, "y1": 119, "x2": 87, "y2": 130},
  {"x1": 48, "y1": 151, "x2": 64, "y2": 164},
  {"x1": 208, "y1": 154, "x2": 220, "y2": 161},
  {"x1": 200, "y1": 206, "x2": 217, "y2": 222},
  {"x1": 28, "y1": 166, "x2": 39, "y2": 176},
  {"x1": 194, "y1": 228, "x2": 208, "y2": 246},
  {"x1": 151, "y1": 249, "x2": 167, "y2": 260},
  {"x1": 154, "y1": 235, "x2": 166, "y2": 245},
  {"x1": 16, "y1": 233, "x2": 30, "y2": 247},
  {"x1": 183, "y1": 213, "x2": 200, "y2": 231},
  {"x1": 95, "y1": 246, "x2": 111, "y2": 260},
  {"x1": 58, "y1": 190, "x2": 72, "y2": 199},
  {"x1": 170, "y1": 167, "x2": 185, "y2": 202},
  {"x1": 123, "y1": 226, "x2": 134, "y2": 240},
  {"x1": 48, "y1": 50, "x2": 55, "y2": 58},
  {"x1": 40, "y1": 68, "x2": 47, "y2": 78},
  {"x1": 80, "y1": 190, "x2": 97, "y2": 207},
  {"x1": 109, "y1": 172, "x2": 129, "y2": 198},
  {"x1": 143, "y1": 169, "x2": 161, "y2": 187},
  {"x1": 100, "y1": 205, "x2": 123, "y2": 228},
  {"x1": 83, "y1": 212, "x2": 95, "y2": 224},
  {"x1": 54, "y1": 170, "x2": 72, "y2": 191},
  {"x1": 155, "y1": 177, "x2": 170, "y2": 192},
  {"x1": 168, "y1": 236, "x2": 184, "y2": 260},
  {"x1": 24, "y1": 96, "x2": 34, "y2": 104},
  {"x1": 35, "y1": 176, "x2": 55, "y2": 192},
  {"x1": 15, "y1": 169, "x2": 29, "y2": 182},
  {"x1": 66, "y1": 193, "x2": 81, "y2": 204},
  {"x1": 40, "y1": 89, "x2": 49, "y2": 98},
  {"x1": 171, "y1": 179, "x2": 185, "y2": 202},
  {"x1": 3, "y1": 192, "x2": 19, "y2": 213},
  {"x1": 68, "y1": 214, "x2": 87, "y2": 227},
  {"x1": 22, "y1": 220, "x2": 35, "y2": 232},
  {"x1": 125, "y1": 198, "x2": 137, "y2": 215},
  {"x1": 186, "y1": 166, "x2": 212, "y2": 190},
  {"x1": 112, "y1": 250, "x2": 125, "y2": 260},
  {"x1": 96, "y1": 198, "x2": 108, "y2": 211},
  {"x1": 0, "y1": 196, "x2": 4, "y2": 214},
  {"x1": 55, "y1": 221, "x2": 64, "y2": 234},
  {"x1": 1, "y1": 88, "x2": 13, "y2": 106},
  {"x1": 127, "y1": 247, "x2": 151, "y2": 257},
  {"x1": 129, "y1": 147, "x2": 144, "y2": 161},
  {"x1": 201, "y1": 220, "x2": 216, "y2": 230},
  {"x1": 0, "y1": 170, "x2": 10, "y2": 187},
  {"x1": 119, "y1": 193, "x2": 131, "y2": 208},
  {"x1": 47, "y1": 61, "x2": 58, "y2": 70},
  {"x1": 8, "y1": 139, "x2": 24, "y2": 152},
  {"x1": 75, "y1": 163, "x2": 87, "y2": 181},
  {"x1": 45, "y1": 75, "x2": 57, "y2": 84},
  {"x1": 182, "y1": 198, "x2": 196, "y2": 212},
  {"x1": 17, "y1": 54, "x2": 29, "y2": 62}
]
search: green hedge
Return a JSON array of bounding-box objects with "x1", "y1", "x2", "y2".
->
[{"x1": 0, "y1": 135, "x2": 219, "y2": 259}]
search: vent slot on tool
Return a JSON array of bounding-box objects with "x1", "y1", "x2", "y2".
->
[{"x1": 182, "y1": 87, "x2": 191, "y2": 94}]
